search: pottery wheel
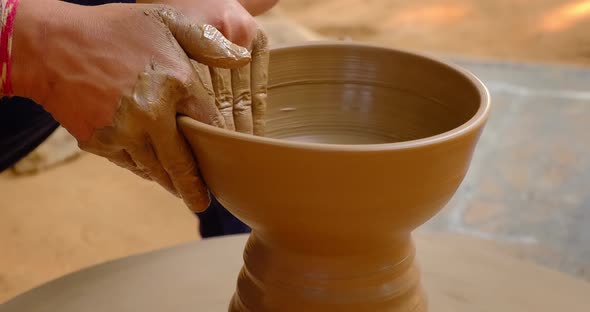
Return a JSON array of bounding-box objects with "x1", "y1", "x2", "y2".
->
[{"x1": 1, "y1": 233, "x2": 589, "y2": 312}]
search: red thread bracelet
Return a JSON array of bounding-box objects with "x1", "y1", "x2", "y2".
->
[{"x1": 0, "y1": 0, "x2": 20, "y2": 97}]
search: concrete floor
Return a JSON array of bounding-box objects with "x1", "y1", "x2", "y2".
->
[{"x1": 3, "y1": 0, "x2": 590, "y2": 303}]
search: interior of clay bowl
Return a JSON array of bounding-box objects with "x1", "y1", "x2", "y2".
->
[{"x1": 265, "y1": 43, "x2": 485, "y2": 144}]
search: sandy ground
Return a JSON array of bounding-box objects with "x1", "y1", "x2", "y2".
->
[
  {"x1": 279, "y1": 0, "x2": 590, "y2": 67},
  {"x1": 2, "y1": 0, "x2": 590, "y2": 303},
  {"x1": 0, "y1": 154, "x2": 197, "y2": 302}
]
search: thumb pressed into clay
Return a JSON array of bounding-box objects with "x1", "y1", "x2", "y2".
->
[{"x1": 157, "y1": 8, "x2": 251, "y2": 69}]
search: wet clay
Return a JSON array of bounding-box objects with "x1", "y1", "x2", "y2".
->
[
  {"x1": 153, "y1": 8, "x2": 251, "y2": 68},
  {"x1": 178, "y1": 42, "x2": 490, "y2": 311},
  {"x1": 79, "y1": 21, "x2": 268, "y2": 212},
  {"x1": 263, "y1": 45, "x2": 480, "y2": 145},
  {"x1": 205, "y1": 29, "x2": 270, "y2": 135}
]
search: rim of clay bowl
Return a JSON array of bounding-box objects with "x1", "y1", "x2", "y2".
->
[{"x1": 178, "y1": 41, "x2": 491, "y2": 152}]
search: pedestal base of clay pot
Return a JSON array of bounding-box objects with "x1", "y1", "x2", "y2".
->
[
  {"x1": 2, "y1": 233, "x2": 589, "y2": 312},
  {"x1": 229, "y1": 233, "x2": 426, "y2": 311}
]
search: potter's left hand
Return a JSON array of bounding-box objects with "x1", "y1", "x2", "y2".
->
[
  {"x1": 137, "y1": 0, "x2": 272, "y2": 135},
  {"x1": 138, "y1": 0, "x2": 277, "y2": 47}
]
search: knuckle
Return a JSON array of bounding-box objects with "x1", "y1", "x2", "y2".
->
[
  {"x1": 233, "y1": 93, "x2": 252, "y2": 108},
  {"x1": 233, "y1": 107, "x2": 251, "y2": 115},
  {"x1": 165, "y1": 161, "x2": 197, "y2": 177},
  {"x1": 238, "y1": 19, "x2": 258, "y2": 46},
  {"x1": 220, "y1": 12, "x2": 256, "y2": 46},
  {"x1": 149, "y1": 4, "x2": 178, "y2": 22},
  {"x1": 252, "y1": 91, "x2": 267, "y2": 103},
  {"x1": 216, "y1": 94, "x2": 234, "y2": 110},
  {"x1": 218, "y1": 104, "x2": 233, "y2": 114},
  {"x1": 156, "y1": 4, "x2": 175, "y2": 12},
  {"x1": 134, "y1": 159, "x2": 157, "y2": 174},
  {"x1": 211, "y1": 115, "x2": 226, "y2": 129},
  {"x1": 173, "y1": 66, "x2": 193, "y2": 86},
  {"x1": 217, "y1": 98, "x2": 233, "y2": 113}
]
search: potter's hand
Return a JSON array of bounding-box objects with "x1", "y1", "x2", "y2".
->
[
  {"x1": 12, "y1": 0, "x2": 251, "y2": 211},
  {"x1": 197, "y1": 30, "x2": 269, "y2": 135},
  {"x1": 137, "y1": 0, "x2": 278, "y2": 47},
  {"x1": 137, "y1": 0, "x2": 272, "y2": 134}
]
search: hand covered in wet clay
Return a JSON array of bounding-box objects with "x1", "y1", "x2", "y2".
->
[
  {"x1": 138, "y1": 0, "x2": 278, "y2": 47},
  {"x1": 11, "y1": 0, "x2": 268, "y2": 211},
  {"x1": 138, "y1": 0, "x2": 273, "y2": 134}
]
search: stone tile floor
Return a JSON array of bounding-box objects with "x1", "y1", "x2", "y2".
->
[{"x1": 425, "y1": 58, "x2": 590, "y2": 280}]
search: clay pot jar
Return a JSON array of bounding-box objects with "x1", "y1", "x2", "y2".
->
[{"x1": 179, "y1": 42, "x2": 490, "y2": 311}]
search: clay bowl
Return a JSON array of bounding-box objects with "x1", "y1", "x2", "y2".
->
[{"x1": 178, "y1": 42, "x2": 490, "y2": 312}]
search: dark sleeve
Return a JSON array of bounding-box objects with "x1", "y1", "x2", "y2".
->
[{"x1": 0, "y1": 97, "x2": 60, "y2": 172}]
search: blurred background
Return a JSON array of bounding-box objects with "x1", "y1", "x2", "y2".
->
[
  {"x1": 280, "y1": 0, "x2": 590, "y2": 66},
  {"x1": 2, "y1": 0, "x2": 590, "y2": 303}
]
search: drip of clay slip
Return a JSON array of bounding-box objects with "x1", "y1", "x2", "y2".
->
[{"x1": 179, "y1": 42, "x2": 490, "y2": 311}]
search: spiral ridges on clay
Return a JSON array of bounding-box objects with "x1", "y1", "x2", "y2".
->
[{"x1": 228, "y1": 233, "x2": 427, "y2": 312}]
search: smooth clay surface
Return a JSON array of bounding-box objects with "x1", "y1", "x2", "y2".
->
[
  {"x1": 2, "y1": 233, "x2": 589, "y2": 312},
  {"x1": 178, "y1": 42, "x2": 490, "y2": 311},
  {"x1": 263, "y1": 44, "x2": 480, "y2": 144}
]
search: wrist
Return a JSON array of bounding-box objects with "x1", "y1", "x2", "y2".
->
[{"x1": 11, "y1": 0, "x2": 66, "y2": 103}]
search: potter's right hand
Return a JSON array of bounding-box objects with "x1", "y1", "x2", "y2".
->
[{"x1": 11, "y1": 0, "x2": 252, "y2": 211}]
